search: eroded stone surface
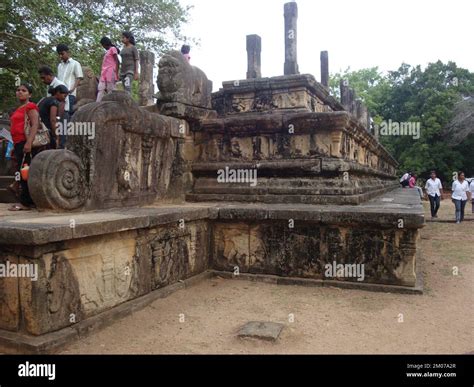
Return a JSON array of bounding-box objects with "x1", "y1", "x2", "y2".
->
[{"x1": 238, "y1": 321, "x2": 284, "y2": 341}]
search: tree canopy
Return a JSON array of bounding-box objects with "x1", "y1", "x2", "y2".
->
[
  {"x1": 330, "y1": 61, "x2": 474, "y2": 181},
  {"x1": 0, "y1": 0, "x2": 192, "y2": 111}
]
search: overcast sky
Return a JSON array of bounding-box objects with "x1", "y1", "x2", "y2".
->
[{"x1": 179, "y1": 0, "x2": 473, "y2": 91}]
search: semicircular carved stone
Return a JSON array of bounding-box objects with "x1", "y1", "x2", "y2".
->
[{"x1": 28, "y1": 150, "x2": 87, "y2": 211}]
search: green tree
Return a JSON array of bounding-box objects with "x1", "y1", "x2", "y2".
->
[
  {"x1": 330, "y1": 61, "x2": 474, "y2": 180},
  {"x1": 0, "y1": 0, "x2": 192, "y2": 112}
]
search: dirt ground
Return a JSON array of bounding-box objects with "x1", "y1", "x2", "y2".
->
[{"x1": 62, "y1": 201, "x2": 474, "y2": 354}]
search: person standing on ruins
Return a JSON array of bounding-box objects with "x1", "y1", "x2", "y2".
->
[
  {"x1": 451, "y1": 171, "x2": 470, "y2": 224},
  {"x1": 7, "y1": 83, "x2": 45, "y2": 211},
  {"x1": 400, "y1": 171, "x2": 411, "y2": 188},
  {"x1": 120, "y1": 32, "x2": 139, "y2": 95},
  {"x1": 38, "y1": 85, "x2": 69, "y2": 150},
  {"x1": 97, "y1": 37, "x2": 120, "y2": 102},
  {"x1": 38, "y1": 66, "x2": 68, "y2": 117},
  {"x1": 424, "y1": 170, "x2": 443, "y2": 219},
  {"x1": 408, "y1": 173, "x2": 423, "y2": 200},
  {"x1": 181, "y1": 44, "x2": 191, "y2": 62},
  {"x1": 56, "y1": 44, "x2": 83, "y2": 117}
]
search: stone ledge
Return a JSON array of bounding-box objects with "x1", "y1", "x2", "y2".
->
[
  {"x1": 0, "y1": 189, "x2": 424, "y2": 247},
  {"x1": 0, "y1": 205, "x2": 217, "y2": 246},
  {"x1": 210, "y1": 269, "x2": 424, "y2": 295}
]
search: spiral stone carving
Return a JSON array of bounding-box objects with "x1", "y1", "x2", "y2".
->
[{"x1": 28, "y1": 150, "x2": 87, "y2": 210}]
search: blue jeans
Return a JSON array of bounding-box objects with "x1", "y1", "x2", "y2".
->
[
  {"x1": 428, "y1": 194, "x2": 440, "y2": 217},
  {"x1": 452, "y1": 199, "x2": 467, "y2": 222},
  {"x1": 68, "y1": 95, "x2": 76, "y2": 115}
]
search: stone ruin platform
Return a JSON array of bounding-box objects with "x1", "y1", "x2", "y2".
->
[
  {"x1": 0, "y1": 188, "x2": 424, "y2": 353},
  {"x1": 0, "y1": 1, "x2": 426, "y2": 354}
]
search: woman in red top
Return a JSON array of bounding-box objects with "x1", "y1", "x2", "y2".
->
[{"x1": 8, "y1": 83, "x2": 41, "y2": 211}]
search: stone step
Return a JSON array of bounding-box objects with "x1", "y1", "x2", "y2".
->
[
  {"x1": 0, "y1": 188, "x2": 16, "y2": 203},
  {"x1": 0, "y1": 176, "x2": 15, "y2": 189}
]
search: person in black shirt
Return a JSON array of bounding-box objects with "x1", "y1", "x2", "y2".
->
[{"x1": 38, "y1": 85, "x2": 68, "y2": 149}]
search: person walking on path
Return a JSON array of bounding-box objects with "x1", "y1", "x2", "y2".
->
[
  {"x1": 425, "y1": 170, "x2": 443, "y2": 219},
  {"x1": 470, "y1": 179, "x2": 474, "y2": 214},
  {"x1": 97, "y1": 37, "x2": 120, "y2": 102},
  {"x1": 451, "y1": 171, "x2": 471, "y2": 224}
]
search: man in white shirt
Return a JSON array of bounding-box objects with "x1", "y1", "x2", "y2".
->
[
  {"x1": 424, "y1": 170, "x2": 443, "y2": 219},
  {"x1": 451, "y1": 171, "x2": 471, "y2": 224},
  {"x1": 56, "y1": 44, "x2": 83, "y2": 116}
]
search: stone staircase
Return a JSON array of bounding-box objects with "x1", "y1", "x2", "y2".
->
[{"x1": 0, "y1": 175, "x2": 16, "y2": 203}]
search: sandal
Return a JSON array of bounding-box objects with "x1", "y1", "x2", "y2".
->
[{"x1": 8, "y1": 204, "x2": 32, "y2": 211}]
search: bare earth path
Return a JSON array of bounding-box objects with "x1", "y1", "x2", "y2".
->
[{"x1": 62, "y1": 201, "x2": 474, "y2": 354}]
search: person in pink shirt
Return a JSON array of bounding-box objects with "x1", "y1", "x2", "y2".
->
[
  {"x1": 97, "y1": 37, "x2": 120, "y2": 102},
  {"x1": 409, "y1": 173, "x2": 423, "y2": 200}
]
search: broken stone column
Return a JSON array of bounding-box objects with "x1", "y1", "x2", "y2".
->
[
  {"x1": 284, "y1": 2, "x2": 299, "y2": 75},
  {"x1": 340, "y1": 79, "x2": 350, "y2": 111},
  {"x1": 246, "y1": 34, "x2": 262, "y2": 79},
  {"x1": 356, "y1": 100, "x2": 369, "y2": 130},
  {"x1": 349, "y1": 88, "x2": 357, "y2": 115},
  {"x1": 320, "y1": 51, "x2": 329, "y2": 89},
  {"x1": 139, "y1": 50, "x2": 155, "y2": 106}
]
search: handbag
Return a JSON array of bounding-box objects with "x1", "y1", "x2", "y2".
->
[{"x1": 24, "y1": 109, "x2": 51, "y2": 148}]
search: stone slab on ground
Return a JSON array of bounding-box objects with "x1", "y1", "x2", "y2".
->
[{"x1": 237, "y1": 321, "x2": 285, "y2": 342}]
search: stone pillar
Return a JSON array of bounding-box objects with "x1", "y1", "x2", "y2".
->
[
  {"x1": 349, "y1": 88, "x2": 356, "y2": 115},
  {"x1": 356, "y1": 100, "x2": 368, "y2": 130},
  {"x1": 340, "y1": 79, "x2": 350, "y2": 110},
  {"x1": 320, "y1": 51, "x2": 329, "y2": 89},
  {"x1": 246, "y1": 34, "x2": 262, "y2": 79},
  {"x1": 284, "y1": 2, "x2": 299, "y2": 75},
  {"x1": 139, "y1": 50, "x2": 155, "y2": 106}
]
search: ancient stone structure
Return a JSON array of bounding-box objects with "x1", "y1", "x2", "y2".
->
[
  {"x1": 156, "y1": 50, "x2": 215, "y2": 122},
  {"x1": 29, "y1": 92, "x2": 185, "y2": 211},
  {"x1": 75, "y1": 66, "x2": 98, "y2": 110},
  {"x1": 139, "y1": 50, "x2": 155, "y2": 106},
  {"x1": 246, "y1": 34, "x2": 262, "y2": 79},
  {"x1": 320, "y1": 51, "x2": 329, "y2": 89},
  {"x1": 284, "y1": 1, "x2": 299, "y2": 75},
  {"x1": 0, "y1": 1, "x2": 424, "y2": 353}
]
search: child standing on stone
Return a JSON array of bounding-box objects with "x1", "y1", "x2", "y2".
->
[
  {"x1": 120, "y1": 32, "x2": 139, "y2": 95},
  {"x1": 97, "y1": 37, "x2": 120, "y2": 102}
]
